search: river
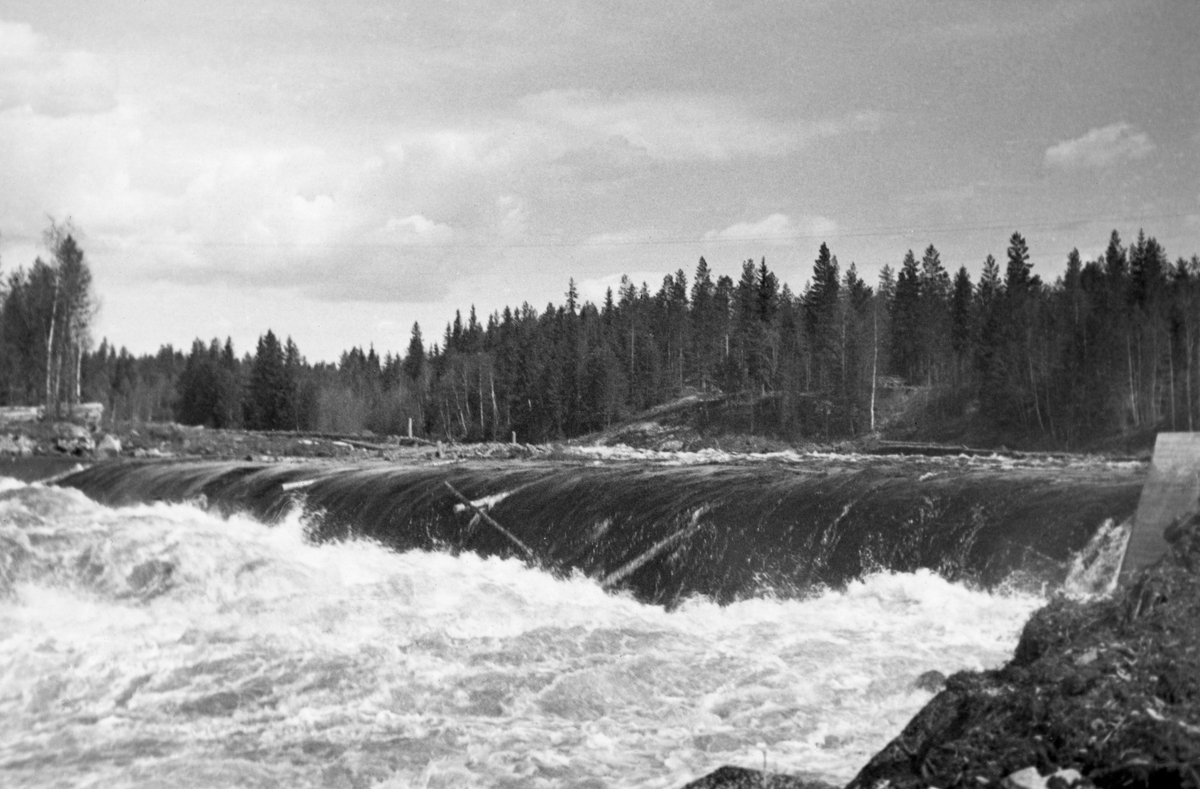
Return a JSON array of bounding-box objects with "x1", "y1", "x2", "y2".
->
[{"x1": 1, "y1": 454, "x2": 1136, "y2": 787}]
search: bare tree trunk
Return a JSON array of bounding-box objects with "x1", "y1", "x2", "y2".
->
[
  {"x1": 870, "y1": 303, "x2": 878, "y2": 433},
  {"x1": 1168, "y1": 337, "x2": 1176, "y2": 430},
  {"x1": 1150, "y1": 324, "x2": 1159, "y2": 425},
  {"x1": 1028, "y1": 342, "x2": 1045, "y2": 432},
  {"x1": 1126, "y1": 332, "x2": 1138, "y2": 427},
  {"x1": 1187, "y1": 330, "x2": 1195, "y2": 431},
  {"x1": 72, "y1": 338, "x2": 82, "y2": 407},
  {"x1": 44, "y1": 272, "x2": 60, "y2": 415},
  {"x1": 477, "y1": 365, "x2": 485, "y2": 436},
  {"x1": 490, "y1": 370, "x2": 499, "y2": 441}
]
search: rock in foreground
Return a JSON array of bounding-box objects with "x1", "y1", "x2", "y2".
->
[{"x1": 681, "y1": 765, "x2": 837, "y2": 789}]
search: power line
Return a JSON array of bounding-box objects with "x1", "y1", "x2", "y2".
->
[{"x1": 6, "y1": 210, "x2": 1196, "y2": 253}]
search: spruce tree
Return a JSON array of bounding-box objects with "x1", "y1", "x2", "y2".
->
[
  {"x1": 247, "y1": 330, "x2": 287, "y2": 430},
  {"x1": 805, "y1": 243, "x2": 841, "y2": 399},
  {"x1": 403, "y1": 322, "x2": 425, "y2": 383},
  {"x1": 950, "y1": 266, "x2": 973, "y2": 383},
  {"x1": 890, "y1": 250, "x2": 921, "y2": 381}
]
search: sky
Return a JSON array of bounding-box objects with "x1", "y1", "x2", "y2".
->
[{"x1": 1, "y1": 0, "x2": 1199, "y2": 362}]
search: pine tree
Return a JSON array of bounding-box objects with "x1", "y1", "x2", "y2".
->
[
  {"x1": 246, "y1": 330, "x2": 288, "y2": 430},
  {"x1": 689, "y1": 257, "x2": 720, "y2": 390},
  {"x1": 283, "y1": 337, "x2": 302, "y2": 430},
  {"x1": 1004, "y1": 232, "x2": 1033, "y2": 293},
  {"x1": 403, "y1": 322, "x2": 426, "y2": 383},
  {"x1": 950, "y1": 266, "x2": 973, "y2": 384},
  {"x1": 805, "y1": 243, "x2": 841, "y2": 403},
  {"x1": 890, "y1": 250, "x2": 921, "y2": 381},
  {"x1": 918, "y1": 244, "x2": 951, "y2": 386}
]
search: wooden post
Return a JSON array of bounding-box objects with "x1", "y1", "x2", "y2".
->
[{"x1": 408, "y1": 417, "x2": 413, "y2": 439}]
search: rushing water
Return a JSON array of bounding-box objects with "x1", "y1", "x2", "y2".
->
[
  {"x1": 58, "y1": 456, "x2": 1143, "y2": 604},
  {"x1": 0, "y1": 476, "x2": 1056, "y2": 788}
]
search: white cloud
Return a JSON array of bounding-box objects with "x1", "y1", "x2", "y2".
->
[
  {"x1": 576, "y1": 271, "x2": 666, "y2": 306},
  {"x1": 0, "y1": 20, "x2": 879, "y2": 317},
  {"x1": 1044, "y1": 123, "x2": 1154, "y2": 170},
  {"x1": 704, "y1": 213, "x2": 838, "y2": 245},
  {"x1": 521, "y1": 90, "x2": 870, "y2": 162},
  {"x1": 0, "y1": 19, "x2": 117, "y2": 116},
  {"x1": 377, "y1": 214, "x2": 454, "y2": 246},
  {"x1": 0, "y1": 21, "x2": 40, "y2": 60}
]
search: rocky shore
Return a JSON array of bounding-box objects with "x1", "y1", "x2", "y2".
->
[{"x1": 686, "y1": 515, "x2": 1200, "y2": 789}]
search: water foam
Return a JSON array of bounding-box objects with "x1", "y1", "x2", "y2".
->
[{"x1": 0, "y1": 480, "x2": 1044, "y2": 788}]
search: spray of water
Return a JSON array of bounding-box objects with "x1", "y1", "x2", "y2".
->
[
  {"x1": 1062, "y1": 517, "x2": 1132, "y2": 599},
  {"x1": 1, "y1": 480, "x2": 1049, "y2": 788}
]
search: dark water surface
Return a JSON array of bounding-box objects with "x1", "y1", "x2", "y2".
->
[{"x1": 55, "y1": 453, "x2": 1143, "y2": 604}]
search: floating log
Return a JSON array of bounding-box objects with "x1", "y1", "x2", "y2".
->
[
  {"x1": 601, "y1": 507, "x2": 710, "y2": 589},
  {"x1": 443, "y1": 481, "x2": 537, "y2": 562}
]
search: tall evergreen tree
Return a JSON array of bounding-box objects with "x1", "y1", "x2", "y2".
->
[
  {"x1": 403, "y1": 322, "x2": 426, "y2": 383},
  {"x1": 890, "y1": 250, "x2": 922, "y2": 381},
  {"x1": 805, "y1": 243, "x2": 841, "y2": 405},
  {"x1": 950, "y1": 266, "x2": 974, "y2": 384},
  {"x1": 246, "y1": 330, "x2": 290, "y2": 430}
]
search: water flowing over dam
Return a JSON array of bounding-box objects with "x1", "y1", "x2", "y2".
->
[
  {"x1": 55, "y1": 454, "x2": 1143, "y2": 604},
  {"x1": 2, "y1": 453, "x2": 1145, "y2": 787}
]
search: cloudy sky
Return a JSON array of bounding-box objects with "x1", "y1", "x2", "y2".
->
[{"x1": 1, "y1": 1, "x2": 1198, "y2": 361}]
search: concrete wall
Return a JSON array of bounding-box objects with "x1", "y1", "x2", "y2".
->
[{"x1": 1119, "y1": 432, "x2": 1200, "y2": 583}]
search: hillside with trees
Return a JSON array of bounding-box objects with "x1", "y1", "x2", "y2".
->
[{"x1": 4, "y1": 224, "x2": 1199, "y2": 451}]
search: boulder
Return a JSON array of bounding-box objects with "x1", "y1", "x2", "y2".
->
[
  {"x1": 914, "y1": 669, "x2": 947, "y2": 692},
  {"x1": 53, "y1": 421, "x2": 91, "y2": 441},
  {"x1": 94, "y1": 434, "x2": 122, "y2": 458},
  {"x1": 681, "y1": 766, "x2": 835, "y2": 789},
  {"x1": 13, "y1": 435, "x2": 35, "y2": 456},
  {"x1": 53, "y1": 423, "x2": 95, "y2": 455},
  {"x1": 68, "y1": 402, "x2": 104, "y2": 429},
  {"x1": 0, "y1": 435, "x2": 19, "y2": 455}
]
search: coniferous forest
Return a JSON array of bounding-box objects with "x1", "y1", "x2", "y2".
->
[{"x1": 6, "y1": 226, "x2": 1200, "y2": 450}]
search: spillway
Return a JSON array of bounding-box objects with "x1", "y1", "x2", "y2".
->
[{"x1": 53, "y1": 453, "x2": 1142, "y2": 603}]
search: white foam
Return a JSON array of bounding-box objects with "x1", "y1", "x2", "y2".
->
[{"x1": 0, "y1": 480, "x2": 1043, "y2": 788}]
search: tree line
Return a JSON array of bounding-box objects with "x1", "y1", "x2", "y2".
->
[{"x1": 3, "y1": 223, "x2": 1198, "y2": 449}]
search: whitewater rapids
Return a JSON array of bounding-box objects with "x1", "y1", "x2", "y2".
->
[{"x1": 1, "y1": 478, "x2": 1046, "y2": 788}]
